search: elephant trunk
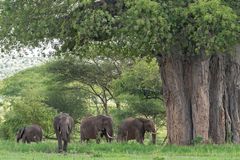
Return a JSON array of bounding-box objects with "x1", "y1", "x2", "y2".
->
[
  {"x1": 62, "y1": 132, "x2": 68, "y2": 142},
  {"x1": 61, "y1": 127, "x2": 69, "y2": 142},
  {"x1": 151, "y1": 128, "x2": 157, "y2": 144},
  {"x1": 152, "y1": 132, "x2": 156, "y2": 144}
]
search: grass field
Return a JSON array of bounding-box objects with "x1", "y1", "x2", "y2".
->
[{"x1": 1, "y1": 140, "x2": 240, "y2": 160}]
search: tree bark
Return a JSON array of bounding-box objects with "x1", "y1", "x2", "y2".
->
[
  {"x1": 158, "y1": 55, "x2": 210, "y2": 145},
  {"x1": 209, "y1": 55, "x2": 226, "y2": 144},
  {"x1": 157, "y1": 45, "x2": 240, "y2": 145},
  {"x1": 191, "y1": 56, "x2": 210, "y2": 142},
  {"x1": 102, "y1": 101, "x2": 109, "y2": 115},
  {"x1": 225, "y1": 56, "x2": 240, "y2": 143},
  {"x1": 209, "y1": 50, "x2": 240, "y2": 144},
  {"x1": 159, "y1": 56, "x2": 192, "y2": 145}
]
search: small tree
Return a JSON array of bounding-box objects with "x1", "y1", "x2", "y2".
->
[
  {"x1": 112, "y1": 58, "x2": 165, "y2": 125},
  {"x1": 48, "y1": 57, "x2": 123, "y2": 115}
]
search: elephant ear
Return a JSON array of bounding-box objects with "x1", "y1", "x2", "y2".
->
[
  {"x1": 136, "y1": 118, "x2": 147, "y2": 131},
  {"x1": 137, "y1": 118, "x2": 147, "y2": 125},
  {"x1": 94, "y1": 117, "x2": 103, "y2": 130},
  {"x1": 67, "y1": 122, "x2": 72, "y2": 134},
  {"x1": 69, "y1": 117, "x2": 74, "y2": 132}
]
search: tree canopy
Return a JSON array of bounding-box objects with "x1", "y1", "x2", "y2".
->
[{"x1": 0, "y1": 0, "x2": 239, "y2": 57}]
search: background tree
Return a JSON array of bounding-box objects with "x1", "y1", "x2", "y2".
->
[
  {"x1": 48, "y1": 56, "x2": 123, "y2": 115},
  {"x1": 112, "y1": 58, "x2": 165, "y2": 127}
]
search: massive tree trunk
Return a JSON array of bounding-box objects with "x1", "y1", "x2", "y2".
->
[
  {"x1": 157, "y1": 45, "x2": 240, "y2": 145},
  {"x1": 159, "y1": 56, "x2": 192, "y2": 145},
  {"x1": 158, "y1": 55, "x2": 210, "y2": 145}
]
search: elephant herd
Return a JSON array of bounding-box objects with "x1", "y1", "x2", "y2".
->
[{"x1": 16, "y1": 112, "x2": 157, "y2": 152}]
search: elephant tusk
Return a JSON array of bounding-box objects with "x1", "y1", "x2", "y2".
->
[
  {"x1": 152, "y1": 132, "x2": 157, "y2": 135},
  {"x1": 106, "y1": 132, "x2": 114, "y2": 139}
]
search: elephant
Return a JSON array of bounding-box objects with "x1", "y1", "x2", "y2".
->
[
  {"x1": 53, "y1": 112, "x2": 74, "y2": 153},
  {"x1": 117, "y1": 117, "x2": 156, "y2": 144},
  {"x1": 16, "y1": 124, "x2": 43, "y2": 143},
  {"x1": 80, "y1": 115, "x2": 114, "y2": 143}
]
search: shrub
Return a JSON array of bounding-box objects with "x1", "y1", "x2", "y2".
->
[{"x1": 0, "y1": 96, "x2": 57, "y2": 140}]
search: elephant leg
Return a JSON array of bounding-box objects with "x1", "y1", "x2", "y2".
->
[
  {"x1": 22, "y1": 138, "x2": 26, "y2": 143},
  {"x1": 57, "y1": 136, "x2": 63, "y2": 153},
  {"x1": 123, "y1": 131, "x2": 128, "y2": 142},
  {"x1": 104, "y1": 134, "x2": 109, "y2": 142},
  {"x1": 27, "y1": 139, "x2": 31, "y2": 144},
  {"x1": 108, "y1": 137, "x2": 112, "y2": 143},
  {"x1": 96, "y1": 132, "x2": 101, "y2": 144},
  {"x1": 96, "y1": 138, "x2": 100, "y2": 144},
  {"x1": 34, "y1": 136, "x2": 40, "y2": 143},
  {"x1": 63, "y1": 140, "x2": 68, "y2": 152},
  {"x1": 135, "y1": 131, "x2": 143, "y2": 144},
  {"x1": 68, "y1": 136, "x2": 70, "y2": 143}
]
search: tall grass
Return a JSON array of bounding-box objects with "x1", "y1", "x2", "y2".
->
[{"x1": 0, "y1": 141, "x2": 240, "y2": 159}]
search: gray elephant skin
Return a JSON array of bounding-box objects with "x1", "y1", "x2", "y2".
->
[
  {"x1": 117, "y1": 117, "x2": 156, "y2": 144},
  {"x1": 80, "y1": 115, "x2": 114, "y2": 143},
  {"x1": 53, "y1": 113, "x2": 74, "y2": 152},
  {"x1": 16, "y1": 124, "x2": 43, "y2": 143}
]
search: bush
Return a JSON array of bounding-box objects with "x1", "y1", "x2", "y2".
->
[{"x1": 0, "y1": 97, "x2": 57, "y2": 140}]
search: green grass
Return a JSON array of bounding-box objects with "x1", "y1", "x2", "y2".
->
[{"x1": 1, "y1": 140, "x2": 240, "y2": 160}]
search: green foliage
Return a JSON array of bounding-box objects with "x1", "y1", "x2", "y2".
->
[
  {"x1": 0, "y1": 97, "x2": 57, "y2": 139},
  {"x1": 112, "y1": 59, "x2": 165, "y2": 123},
  {"x1": 46, "y1": 87, "x2": 89, "y2": 120},
  {"x1": 223, "y1": 0, "x2": 240, "y2": 16},
  {"x1": 119, "y1": 0, "x2": 171, "y2": 56},
  {"x1": 0, "y1": 63, "x2": 89, "y2": 120},
  {"x1": 0, "y1": 0, "x2": 67, "y2": 47},
  {"x1": 123, "y1": 95, "x2": 164, "y2": 118},
  {"x1": 192, "y1": 136, "x2": 204, "y2": 145},
  {"x1": 47, "y1": 57, "x2": 122, "y2": 115},
  {"x1": 74, "y1": 9, "x2": 115, "y2": 42},
  {"x1": 1, "y1": 66, "x2": 52, "y2": 97},
  {"x1": 113, "y1": 59, "x2": 162, "y2": 97},
  {"x1": 183, "y1": 0, "x2": 239, "y2": 54},
  {"x1": 1, "y1": 0, "x2": 239, "y2": 57}
]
